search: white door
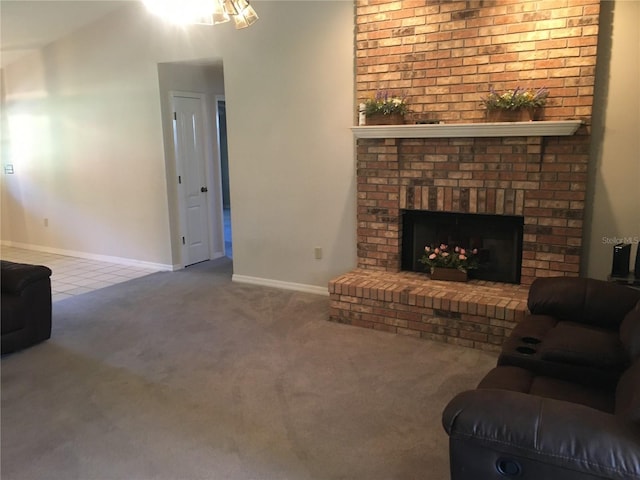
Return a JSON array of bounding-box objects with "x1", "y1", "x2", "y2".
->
[{"x1": 173, "y1": 94, "x2": 211, "y2": 266}]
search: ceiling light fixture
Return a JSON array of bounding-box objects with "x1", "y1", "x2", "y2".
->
[{"x1": 143, "y1": 0, "x2": 258, "y2": 29}]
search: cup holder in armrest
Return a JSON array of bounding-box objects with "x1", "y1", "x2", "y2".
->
[
  {"x1": 521, "y1": 336, "x2": 541, "y2": 345},
  {"x1": 516, "y1": 346, "x2": 537, "y2": 355}
]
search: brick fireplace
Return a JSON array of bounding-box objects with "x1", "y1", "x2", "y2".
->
[
  {"x1": 329, "y1": 0, "x2": 601, "y2": 351},
  {"x1": 353, "y1": 132, "x2": 588, "y2": 284},
  {"x1": 329, "y1": 125, "x2": 588, "y2": 350}
]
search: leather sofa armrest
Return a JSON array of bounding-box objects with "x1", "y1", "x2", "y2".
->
[
  {"x1": 443, "y1": 389, "x2": 640, "y2": 479},
  {"x1": 1, "y1": 261, "x2": 52, "y2": 294}
]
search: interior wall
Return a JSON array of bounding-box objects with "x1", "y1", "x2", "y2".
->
[
  {"x1": 585, "y1": 0, "x2": 640, "y2": 279},
  {"x1": 1, "y1": 4, "x2": 173, "y2": 267},
  {"x1": 222, "y1": 2, "x2": 356, "y2": 290},
  {"x1": 0, "y1": 69, "x2": 8, "y2": 237},
  {"x1": 0, "y1": 1, "x2": 356, "y2": 288}
]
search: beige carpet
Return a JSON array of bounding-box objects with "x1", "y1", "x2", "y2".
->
[{"x1": 1, "y1": 258, "x2": 497, "y2": 480}]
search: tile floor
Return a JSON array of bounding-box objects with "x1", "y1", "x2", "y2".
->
[{"x1": 1, "y1": 246, "x2": 156, "y2": 302}]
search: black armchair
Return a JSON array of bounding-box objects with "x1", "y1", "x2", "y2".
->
[{"x1": 1, "y1": 260, "x2": 53, "y2": 354}]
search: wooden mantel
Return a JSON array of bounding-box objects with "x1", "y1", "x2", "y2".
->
[{"x1": 351, "y1": 120, "x2": 583, "y2": 139}]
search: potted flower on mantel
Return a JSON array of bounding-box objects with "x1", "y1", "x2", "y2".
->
[
  {"x1": 481, "y1": 86, "x2": 549, "y2": 122},
  {"x1": 362, "y1": 90, "x2": 409, "y2": 125},
  {"x1": 419, "y1": 244, "x2": 479, "y2": 282}
]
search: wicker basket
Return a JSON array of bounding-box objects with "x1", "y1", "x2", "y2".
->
[
  {"x1": 486, "y1": 108, "x2": 540, "y2": 122},
  {"x1": 365, "y1": 113, "x2": 405, "y2": 125},
  {"x1": 430, "y1": 267, "x2": 468, "y2": 282}
]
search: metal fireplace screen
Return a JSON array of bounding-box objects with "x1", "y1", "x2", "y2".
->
[{"x1": 401, "y1": 210, "x2": 524, "y2": 284}]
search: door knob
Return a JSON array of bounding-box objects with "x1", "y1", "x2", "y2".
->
[{"x1": 201, "y1": 187, "x2": 208, "y2": 193}]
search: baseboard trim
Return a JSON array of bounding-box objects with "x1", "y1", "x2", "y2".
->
[
  {"x1": 232, "y1": 274, "x2": 329, "y2": 296},
  {"x1": 1, "y1": 241, "x2": 175, "y2": 271}
]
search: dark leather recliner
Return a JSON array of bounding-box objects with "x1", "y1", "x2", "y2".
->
[
  {"x1": 442, "y1": 277, "x2": 640, "y2": 480},
  {"x1": 1, "y1": 260, "x2": 53, "y2": 354},
  {"x1": 499, "y1": 277, "x2": 640, "y2": 389}
]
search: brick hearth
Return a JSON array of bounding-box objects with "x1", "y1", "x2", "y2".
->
[{"x1": 329, "y1": 269, "x2": 528, "y2": 352}]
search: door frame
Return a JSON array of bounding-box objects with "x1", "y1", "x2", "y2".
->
[{"x1": 169, "y1": 90, "x2": 225, "y2": 268}]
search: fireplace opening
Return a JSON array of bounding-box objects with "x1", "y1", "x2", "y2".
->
[{"x1": 401, "y1": 210, "x2": 524, "y2": 284}]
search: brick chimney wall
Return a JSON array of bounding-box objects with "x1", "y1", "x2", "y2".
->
[
  {"x1": 354, "y1": 0, "x2": 601, "y2": 284},
  {"x1": 355, "y1": 0, "x2": 600, "y2": 122}
]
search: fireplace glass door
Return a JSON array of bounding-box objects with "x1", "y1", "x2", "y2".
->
[{"x1": 402, "y1": 210, "x2": 524, "y2": 284}]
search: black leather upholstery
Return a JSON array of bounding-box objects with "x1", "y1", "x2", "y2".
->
[{"x1": 1, "y1": 260, "x2": 53, "y2": 354}]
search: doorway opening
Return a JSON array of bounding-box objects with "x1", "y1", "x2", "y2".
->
[
  {"x1": 160, "y1": 61, "x2": 229, "y2": 269},
  {"x1": 217, "y1": 98, "x2": 232, "y2": 259}
]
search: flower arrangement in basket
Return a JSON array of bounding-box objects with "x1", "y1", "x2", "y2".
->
[
  {"x1": 481, "y1": 86, "x2": 549, "y2": 111},
  {"x1": 364, "y1": 90, "x2": 409, "y2": 115},
  {"x1": 362, "y1": 90, "x2": 409, "y2": 124},
  {"x1": 419, "y1": 244, "x2": 479, "y2": 273}
]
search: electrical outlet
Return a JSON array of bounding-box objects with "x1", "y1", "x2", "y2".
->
[{"x1": 314, "y1": 247, "x2": 322, "y2": 260}]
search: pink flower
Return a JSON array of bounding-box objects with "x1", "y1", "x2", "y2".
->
[
  {"x1": 429, "y1": 253, "x2": 437, "y2": 260},
  {"x1": 434, "y1": 248, "x2": 440, "y2": 254},
  {"x1": 442, "y1": 252, "x2": 450, "y2": 257},
  {"x1": 460, "y1": 248, "x2": 466, "y2": 255},
  {"x1": 440, "y1": 244, "x2": 447, "y2": 250},
  {"x1": 472, "y1": 248, "x2": 478, "y2": 254},
  {"x1": 459, "y1": 254, "x2": 467, "y2": 260},
  {"x1": 425, "y1": 246, "x2": 431, "y2": 252},
  {"x1": 454, "y1": 246, "x2": 460, "y2": 253}
]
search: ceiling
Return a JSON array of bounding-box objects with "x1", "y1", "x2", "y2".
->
[{"x1": 0, "y1": 0, "x2": 132, "y2": 68}]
